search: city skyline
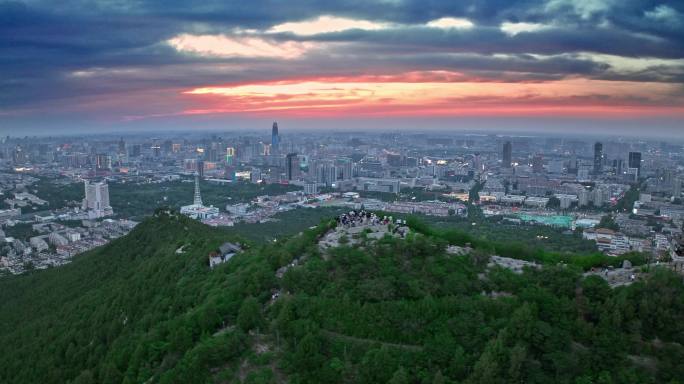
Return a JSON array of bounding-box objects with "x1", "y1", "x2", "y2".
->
[
  {"x1": 2, "y1": 124, "x2": 682, "y2": 276},
  {"x1": 1, "y1": 1, "x2": 683, "y2": 136}
]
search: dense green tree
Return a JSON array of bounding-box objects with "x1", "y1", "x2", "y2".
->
[
  {"x1": 71, "y1": 370, "x2": 95, "y2": 384},
  {"x1": 432, "y1": 370, "x2": 446, "y2": 384},
  {"x1": 237, "y1": 297, "x2": 263, "y2": 332},
  {"x1": 291, "y1": 333, "x2": 326, "y2": 375},
  {"x1": 468, "y1": 335, "x2": 507, "y2": 384},
  {"x1": 0, "y1": 210, "x2": 683, "y2": 383},
  {"x1": 360, "y1": 347, "x2": 397, "y2": 384},
  {"x1": 388, "y1": 367, "x2": 409, "y2": 384}
]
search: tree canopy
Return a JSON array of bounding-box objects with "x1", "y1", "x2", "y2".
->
[{"x1": 0, "y1": 210, "x2": 682, "y2": 383}]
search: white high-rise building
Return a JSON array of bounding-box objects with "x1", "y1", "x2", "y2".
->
[
  {"x1": 304, "y1": 183, "x2": 318, "y2": 195},
  {"x1": 578, "y1": 188, "x2": 591, "y2": 207},
  {"x1": 82, "y1": 180, "x2": 113, "y2": 218}
]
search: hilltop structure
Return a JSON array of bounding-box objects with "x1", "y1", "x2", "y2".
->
[{"x1": 180, "y1": 174, "x2": 219, "y2": 220}]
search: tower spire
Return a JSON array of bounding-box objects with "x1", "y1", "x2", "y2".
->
[{"x1": 193, "y1": 173, "x2": 203, "y2": 206}]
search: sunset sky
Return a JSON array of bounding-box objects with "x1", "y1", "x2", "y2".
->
[{"x1": 1, "y1": 0, "x2": 683, "y2": 135}]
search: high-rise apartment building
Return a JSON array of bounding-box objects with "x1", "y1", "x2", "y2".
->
[
  {"x1": 82, "y1": 180, "x2": 113, "y2": 218},
  {"x1": 226, "y1": 147, "x2": 235, "y2": 166},
  {"x1": 95, "y1": 154, "x2": 111, "y2": 170},
  {"x1": 502, "y1": 141, "x2": 512, "y2": 168},
  {"x1": 532, "y1": 154, "x2": 544, "y2": 173},
  {"x1": 286, "y1": 153, "x2": 298, "y2": 181},
  {"x1": 593, "y1": 142, "x2": 603, "y2": 175},
  {"x1": 628, "y1": 152, "x2": 642, "y2": 177},
  {"x1": 337, "y1": 157, "x2": 353, "y2": 180}
]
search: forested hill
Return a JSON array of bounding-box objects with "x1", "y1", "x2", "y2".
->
[{"x1": 0, "y1": 211, "x2": 683, "y2": 384}]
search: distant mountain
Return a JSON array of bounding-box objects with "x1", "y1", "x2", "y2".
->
[{"x1": 0, "y1": 210, "x2": 682, "y2": 383}]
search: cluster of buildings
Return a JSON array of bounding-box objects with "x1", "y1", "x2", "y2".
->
[
  {"x1": 0, "y1": 219, "x2": 136, "y2": 274},
  {"x1": 467, "y1": 139, "x2": 682, "y2": 259},
  {"x1": 577, "y1": 191, "x2": 684, "y2": 256},
  {"x1": 582, "y1": 228, "x2": 649, "y2": 255},
  {"x1": 479, "y1": 183, "x2": 624, "y2": 209},
  {"x1": 385, "y1": 200, "x2": 467, "y2": 217},
  {"x1": 0, "y1": 127, "x2": 683, "y2": 270},
  {"x1": 178, "y1": 180, "x2": 468, "y2": 227},
  {"x1": 0, "y1": 158, "x2": 124, "y2": 273}
]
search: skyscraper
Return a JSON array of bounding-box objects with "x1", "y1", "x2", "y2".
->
[
  {"x1": 286, "y1": 153, "x2": 298, "y2": 181},
  {"x1": 95, "y1": 154, "x2": 112, "y2": 170},
  {"x1": 82, "y1": 180, "x2": 113, "y2": 218},
  {"x1": 271, "y1": 122, "x2": 280, "y2": 152},
  {"x1": 131, "y1": 144, "x2": 142, "y2": 157},
  {"x1": 313, "y1": 161, "x2": 338, "y2": 186},
  {"x1": 196, "y1": 159, "x2": 205, "y2": 178},
  {"x1": 613, "y1": 159, "x2": 624, "y2": 175},
  {"x1": 473, "y1": 153, "x2": 482, "y2": 172},
  {"x1": 628, "y1": 151, "x2": 642, "y2": 176},
  {"x1": 532, "y1": 154, "x2": 544, "y2": 173},
  {"x1": 502, "y1": 141, "x2": 512, "y2": 168},
  {"x1": 225, "y1": 147, "x2": 236, "y2": 181},
  {"x1": 162, "y1": 140, "x2": 173, "y2": 154},
  {"x1": 207, "y1": 147, "x2": 218, "y2": 162},
  {"x1": 225, "y1": 147, "x2": 235, "y2": 166},
  {"x1": 593, "y1": 142, "x2": 603, "y2": 175},
  {"x1": 337, "y1": 157, "x2": 353, "y2": 180}
]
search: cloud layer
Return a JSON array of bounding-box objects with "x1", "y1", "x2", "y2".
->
[{"x1": 1, "y1": 0, "x2": 683, "y2": 132}]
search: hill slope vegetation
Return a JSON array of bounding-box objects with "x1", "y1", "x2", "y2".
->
[{"x1": 0, "y1": 211, "x2": 682, "y2": 384}]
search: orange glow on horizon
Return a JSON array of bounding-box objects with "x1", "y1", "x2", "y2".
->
[{"x1": 175, "y1": 71, "x2": 684, "y2": 119}]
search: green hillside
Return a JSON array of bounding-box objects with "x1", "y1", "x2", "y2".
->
[{"x1": 0, "y1": 211, "x2": 683, "y2": 384}]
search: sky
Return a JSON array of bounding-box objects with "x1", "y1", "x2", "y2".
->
[{"x1": 1, "y1": 0, "x2": 683, "y2": 136}]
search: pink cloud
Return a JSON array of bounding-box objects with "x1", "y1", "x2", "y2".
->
[{"x1": 174, "y1": 71, "x2": 684, "y2": 119}]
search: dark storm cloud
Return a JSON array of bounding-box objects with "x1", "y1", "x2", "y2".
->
[{"x1": 287, "y1": 25, "x2": 683, "y2": 58}]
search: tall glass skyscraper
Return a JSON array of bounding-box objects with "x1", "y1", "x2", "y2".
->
[
  {"x1": 502, "y1": 141, "x2": 512, "y2": 168},
  {"x1": 286, "y1": 153, "x2": 298, "y2": 181},
  {"x1": 629, "y1": 151, "x2": 642, "y2": 176},
  {"x1": 593, "y1": 142, "x2": 603, "y2": 175},
  {"x1": 271, "y1": 121, "x2": 280, "y2": 152}
]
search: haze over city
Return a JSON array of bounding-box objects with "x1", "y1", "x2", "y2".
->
[{"x1": 1, "y1": 0, "x2": 683, "y2": 136}]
